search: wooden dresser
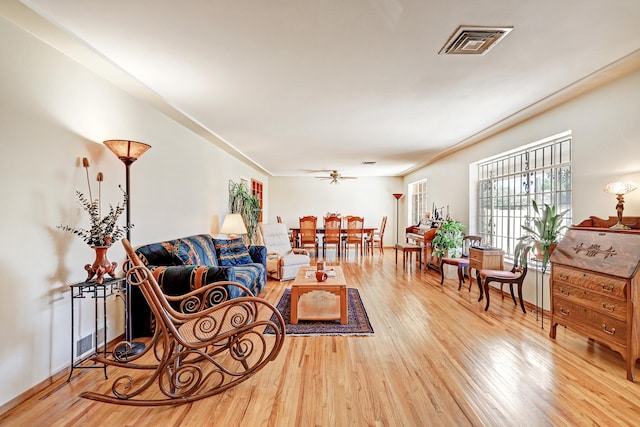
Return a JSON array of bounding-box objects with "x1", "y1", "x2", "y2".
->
[{"x1": 549, "y1": 224, "x2": 640, "y2": 381}]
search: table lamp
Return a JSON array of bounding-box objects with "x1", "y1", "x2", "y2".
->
[
  {"x1": 604, "y1": 181, "x2": 637, "y2": 230},
  {"x1": 220, "y1": 213, "x2": 247, "y2": 238}
]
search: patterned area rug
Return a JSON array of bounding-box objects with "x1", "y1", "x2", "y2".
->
[{"x1": 264, "y1": 288, "x2": 374, "y2": 336}]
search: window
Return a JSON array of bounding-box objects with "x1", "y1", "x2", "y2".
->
[
  {"x1": 251, "y1": 179, "x2": 263, "y2": 223},
  {"x1": 409, "y1": 179, "x2": 428, "y2": 226},
  {"x1": 476, "y1": 133, "x2": 572, "y2": 260}
]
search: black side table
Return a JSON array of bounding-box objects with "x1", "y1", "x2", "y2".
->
[{"x1": 68, "y1": 277, "x2": 126, "y2": 381}]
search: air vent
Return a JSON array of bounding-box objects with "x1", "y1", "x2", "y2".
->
[
  {"x1": 362, "y1": 161, "x2": 377, "y2": 165},
  {"x1": 439, "y1": 26, "x2": 513, "y2": 56}
]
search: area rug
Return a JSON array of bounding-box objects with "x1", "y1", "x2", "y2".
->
[{"x1": 264, "y1": 288, "x2": 374, "y2": 336}]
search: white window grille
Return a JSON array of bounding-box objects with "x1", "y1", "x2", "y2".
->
[
  {"x1": 477, "y1": 133, "x2": 572, "y2": 260},
  {"x1": 409, "y1": 179, "x2": 428, "y2": 225}
]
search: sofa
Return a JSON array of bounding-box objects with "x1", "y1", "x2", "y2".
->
[
  {"x1": 131, "y1": 234, "x2": 267, "y2": 337},
  {"x1": 260, "y1": 222, "x2": 311, "y2": 280}
]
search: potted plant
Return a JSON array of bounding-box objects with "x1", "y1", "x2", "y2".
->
[
  {"x1": 228, "y1": 180, "x2": 262, "y2": 245},
  {"x1": 515, "y1": 200, "x2": 569, "y2": 270},
  {"x1": 432, "y1": 219, "x2": 465, "y2": 258},
  {"x1": 58, "y1": 158, "x2": 130, "y2": 283}
]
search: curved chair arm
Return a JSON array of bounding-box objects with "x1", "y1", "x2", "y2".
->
[
  {"x1": 163, "y1": 280, "x2": 255, "y2": 316},
  {"x1": 292, "y1": 248, "x2": 309, "y2": 256},
  {"x1": 131, "y1": 264, "x2": 238, "y2": 337}
]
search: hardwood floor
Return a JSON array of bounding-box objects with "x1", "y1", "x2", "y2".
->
[{"x1": 3, "y1": 251, "x2": 640, "y2": 426}]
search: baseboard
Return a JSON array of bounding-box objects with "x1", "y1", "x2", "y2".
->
[{"x1": 0, "y1": 333, "x2": 124, "y2": 417}]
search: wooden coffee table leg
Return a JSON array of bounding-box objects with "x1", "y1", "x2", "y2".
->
[
  {"x1": 340, "y1": 286, "x2": 348, "y2": 324},
  {"x1": 290, "y1": 287, "x2": 299, "y2": 324}
]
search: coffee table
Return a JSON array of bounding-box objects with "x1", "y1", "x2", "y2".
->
[{"x1": 290, "y1": 266, "x2": 348, "y2": 324}]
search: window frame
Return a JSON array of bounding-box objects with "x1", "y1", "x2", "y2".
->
[
  {"x1": 475, "y1": 132, "x2": 572, "y2": 261},
  {"x1": 408, "y1": 179, "x2": 428, "y2": 226}
]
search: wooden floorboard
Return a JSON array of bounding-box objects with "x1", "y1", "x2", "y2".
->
[{"x1": 2, "y1": 250, "x2": 640, "y2": 426}]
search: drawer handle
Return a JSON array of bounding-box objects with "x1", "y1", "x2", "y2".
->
[
  {"x1": 602, "y1": 324, "x2": 616, "y2": 335},
  {"x1": 560, "y1": 288, "x2": 570, "y2": 297},
  {"x1": 601, "y1": 283, "x2": 615, "y2": 292},
  {"x1": 559, "y1": 273, "x2": 569, "y2": 280},
  {"x1": 601, "y1": 302, "x2": 615, "y2": 313},
  {"x1": 559, "y1": 307, "x2": 570, "y2": 316}
]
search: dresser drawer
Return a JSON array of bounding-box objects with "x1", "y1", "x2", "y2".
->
[
  {"x1": 553, "y1": 283, "x2": 627, "y2": 321},
  {"x1": 553, "y1": 297, "x2": 628, "y2": 347},
  {"x1": 553, "y1": 265, "x2": 627, "y2": 298}
]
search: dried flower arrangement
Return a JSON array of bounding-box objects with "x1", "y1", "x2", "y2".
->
[{"x1": 58, "y1": 157, "x2": 130, "y2": 247}]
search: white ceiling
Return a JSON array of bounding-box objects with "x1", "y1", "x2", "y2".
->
[{"x1": 9, "y1": 0, "x2": 640, "y2": 177}]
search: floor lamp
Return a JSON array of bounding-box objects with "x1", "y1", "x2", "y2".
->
[
  {"x1": 104, "y1": 139, "x2": 151, "y2": 357},
  {"x1": 393, "y1": 193, "x2": 403, "y2": 244}
]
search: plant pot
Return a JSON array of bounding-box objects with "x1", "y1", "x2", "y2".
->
[
  {"x1": 85, "y1": 246, "x2": 117, "y2": 284},
  {"x1": 534, "y1": 242, "x2": 558, "y2": 260}
]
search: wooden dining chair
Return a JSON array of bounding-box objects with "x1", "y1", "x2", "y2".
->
[
  {"x1": 366, "y1": 216, "x2": 387, "y2": 255},
  {"x1": 323, "y1": 215, "x2": 342, "y2": 258},
  {"x1": 277, "y1": 216, "x2": 295, "y2": 246},
  {"x1": 439, "y1": 235, "x2": 482, "y2": 290},
  {"x1": 299, "y1": 216, "x2": 318, "y2": 256},
  {"x1": 344, "y1": 216, "x2": 365, "y2": 257},
  {"x1": 478, "y1": 246, "x2": 531, "y2": 312}
]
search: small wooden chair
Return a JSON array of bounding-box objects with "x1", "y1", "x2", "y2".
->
[
  {"x1": 323, "y1": 215, "x2": 342, "y2": 258},
  {"x1": 366, "y1": 216, "x2": 387, "y2": 255},
  {"x1": 299, "y1": 215, "x2": 319, "y2": 256},
  {"x1": 440, "y1": 235, "x2": 482, "y2": 290},
  {"x1": 478, "y1": 246, "x2": 531, "y2": 312},
  {"x1": 343, "y1": 216, "x2": 365, "y2": 257},
  {"x1": 80, "y1": 238, "x2": 285, "y2": 406}
]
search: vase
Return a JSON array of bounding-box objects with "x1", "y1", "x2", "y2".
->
[
  {"x1": 315, "y1": 271, "x2": 328, "y2": 282},
  {"x1": 85, "y1": 246, "x2": 117, "y2": 284}
]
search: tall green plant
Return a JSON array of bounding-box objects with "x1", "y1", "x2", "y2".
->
[
  {"x1": 515, "y1": 200, "x2": 569, "y2": 270},
  {"x1": 432, "y1": 219, "x2": 465, "y2": 258},
  {"x1": 228, "y1": 180, "x2": 261, "y2": 245}
]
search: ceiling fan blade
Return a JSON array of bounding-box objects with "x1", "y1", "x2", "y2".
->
[{"x1": 304, "y1": 169, "x2": 335, "y2": 174}]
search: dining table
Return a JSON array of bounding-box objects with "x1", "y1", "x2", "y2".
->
[{"x1": 289, "y1": 227, "x2": 377, "y2": 248}]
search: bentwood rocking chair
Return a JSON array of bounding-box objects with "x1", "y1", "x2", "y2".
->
[{"x1": 81, "y1": 238, "x2": 285, "y2": 406}]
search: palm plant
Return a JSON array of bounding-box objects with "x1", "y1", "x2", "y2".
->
[
  {"x1": 228, "y1": 180, "x2": 262, "y2": 245},
  {"x1": 515, "y1": 200, "x2": 569, "y2": 270}
]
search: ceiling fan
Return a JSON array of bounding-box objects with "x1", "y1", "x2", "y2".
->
[{"x1": 315, "y1": 170, "x2": 358, "y2": 184}]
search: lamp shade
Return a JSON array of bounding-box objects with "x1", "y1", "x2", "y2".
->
[
  {"x1": 393, "y1": 193, "x2": 404, "y2": 199},
  {"x1": 104, "y1": 140, "x2": 151, "y2": 163},
  {"x1": 220, "y1": 213, "x2": 247, "y2": 236},
  {"x1": 604, "y1": 182, "x2": 637, "y2": 195}
]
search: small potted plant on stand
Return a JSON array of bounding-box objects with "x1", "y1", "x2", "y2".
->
[
  {"x1": 515, "y1": 200, "x2": 569, "y2": 271},
  {"x1": 59, "y1": 158, "x2": 129, "y2": 284},
  {"x1": 432, "y1": 219, "x2": 465, "y2": 259}
]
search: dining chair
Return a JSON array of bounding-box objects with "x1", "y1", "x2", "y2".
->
[
  {"x1": 277, "y1": 216, "x2": 295, "y2": 248},
  {"x1": 439, "y1": 235, "x2": 482, "y2": 290},
  {"x1": 366, "y1": 216, "x2": 387, "y2": 255},
  {"x1": 344, "y1": 216, "x2": 365, "y2": 257},
  {"x1": 478, "y1": 246, "x2": 531, "y2": 312},
  {"x1": 299, "y1": 215, "x2": 318, "y2": 256},
  {"x1": 323, "y1": 215, "x2": 342, "y2": 258}
]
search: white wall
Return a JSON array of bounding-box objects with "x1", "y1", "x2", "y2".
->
[
  {"x1": 404, "y1": 66, "x2": 640, "y2": 309},
  {"x1": 0, "y1": 18, "x2": 267, "y2": 408},
  {"x1": 269, "y1": 176, "x2": 403, "y2": 247}
]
